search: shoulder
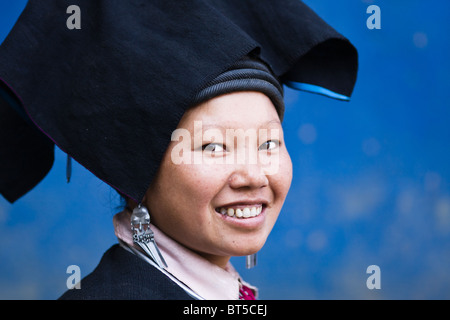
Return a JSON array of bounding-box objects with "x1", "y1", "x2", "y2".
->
[{"x1": 59, "y1": 244, "x2": 194, "y2": 300}]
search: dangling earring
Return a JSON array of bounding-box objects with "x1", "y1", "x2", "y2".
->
[
  {"x1": 246, "y1": 253, "x2": 257, "y2": 269},
  {"x1": 130, "y1": 204, "x2": 168, "y2": 269}
]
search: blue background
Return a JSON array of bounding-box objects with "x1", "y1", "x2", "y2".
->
[{"x1": 1, "y1": 0, "x2": 449, "y2": 299}]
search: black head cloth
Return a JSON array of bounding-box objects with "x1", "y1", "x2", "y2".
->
[
  {"x1": 193, "y1": 56, "x2": 285, "y2": 120},
  {"x1": 0, "y1": 0, "x2": 358, "y2": 204}
]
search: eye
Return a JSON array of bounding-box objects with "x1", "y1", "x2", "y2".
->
[
  {"x1": 202, "y1": 143, "x2": 225, "y2": 153},
  {"x1": 258, "y1": 140, "x2": 279, "y2": 151}
]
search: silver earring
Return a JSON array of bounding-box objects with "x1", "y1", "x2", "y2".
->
[
  {"x1": 130, "y1": 204, "x2": 168, "y2": 269},
  {"x1": 246, "y1": 253, "x2": 257, "y2": 269}
]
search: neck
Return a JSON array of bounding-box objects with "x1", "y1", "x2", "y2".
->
[{"x1": 196, "y1": 252, "x2": 231, "y2": 270}]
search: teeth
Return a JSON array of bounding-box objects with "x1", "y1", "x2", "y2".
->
[{"x1": 217, "y1": 205, "x2": 263, "y2": 219}]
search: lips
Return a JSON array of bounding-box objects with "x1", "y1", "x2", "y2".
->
[{"x1": 215, "y1": 204, "x2": 264, "y2": 219}]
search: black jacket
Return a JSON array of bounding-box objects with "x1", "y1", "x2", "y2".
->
[{"x1": 59, "y1": 244, "x2": 194, "y2": 300}]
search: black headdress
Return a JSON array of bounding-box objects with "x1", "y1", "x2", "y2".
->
[{"x1": 0, "y1": 0, "x2": 358, "y2": 203}]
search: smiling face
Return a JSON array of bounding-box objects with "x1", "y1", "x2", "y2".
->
[{"x1": 144, "y1": 91, "x2": 292, "y2": 268}]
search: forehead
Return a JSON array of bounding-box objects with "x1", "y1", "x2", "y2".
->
[{"x1": 180, "y1": 91, "x2": 281, "y2": 129}]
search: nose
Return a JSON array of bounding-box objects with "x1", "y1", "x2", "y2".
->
[{"x1": 228, "y1": 164, "x2": 269, "y2": 190}]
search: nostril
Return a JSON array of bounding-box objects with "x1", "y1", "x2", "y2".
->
[{"x1": 228, "y1": 170, "x2": 269, "y2": 190}]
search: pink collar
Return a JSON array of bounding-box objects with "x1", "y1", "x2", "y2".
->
[{"x1": 113, "y1": 210, "x2": 257, "y2": 300}]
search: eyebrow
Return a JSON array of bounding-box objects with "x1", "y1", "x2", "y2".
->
[{"x1": 196, "y1": 119, "x2": 281, "y2": 132}]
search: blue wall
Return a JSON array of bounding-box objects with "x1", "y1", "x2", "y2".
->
[{"x1": 1, "y1": 0, "x2": 449, "y2": 299}]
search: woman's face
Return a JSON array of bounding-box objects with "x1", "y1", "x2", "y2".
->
[{"x1": 144, "y1": 91, "x2": 292, "y2": 268}]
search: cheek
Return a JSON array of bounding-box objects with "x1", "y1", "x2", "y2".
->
[
  {"x1": 153, "y1": 160, "x2": 227, "y2": 218},
  {"x1": 271, "y1": 149, "x2": 293, "y2": 204},
  {"x1": 283, "y1": 150, "x2": 293, "y2": 189},
  {"x1": 179, "y1": 164, "x2": 227, "y2": 203},
  {"x1": 148, "y1": 161, "x2": 231, "y2": 251}
]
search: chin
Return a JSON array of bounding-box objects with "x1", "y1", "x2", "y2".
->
[{"x1": 224, "y1": 238, "x2": 268, "y2": 257}]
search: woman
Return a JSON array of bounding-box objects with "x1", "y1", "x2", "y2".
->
[{"x1": 0, "y1": 0, "x2": 357, "y2": 299}]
